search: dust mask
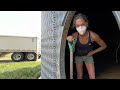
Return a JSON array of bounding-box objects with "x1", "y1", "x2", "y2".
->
[{"x1": 76, "y1": 26, "x2": 87, "y2": 35}]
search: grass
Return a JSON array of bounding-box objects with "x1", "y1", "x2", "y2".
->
[{"x1": 0, "y1": 53, "x2": 41, "y2": 79}]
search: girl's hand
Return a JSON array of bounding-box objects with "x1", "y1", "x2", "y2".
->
[
  {"x1": 87, "y1": 50, "x2": 94, "y2": 56},
  {"x1": 67, "y1": 36, "x2": 73, "y2": 42}
]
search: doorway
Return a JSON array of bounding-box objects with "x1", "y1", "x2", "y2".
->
[{"x1": 65, "y1": 11, "x2": 120, "y2": 79}]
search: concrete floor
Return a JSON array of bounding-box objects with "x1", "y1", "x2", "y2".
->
[{"x1": 96, "y1": 64, "x2": 120, "y2": 79}]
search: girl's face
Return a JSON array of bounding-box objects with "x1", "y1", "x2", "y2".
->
[
  {"x1": 75, "y1": 18, "x2": 87, "y2": 28},
  {"x1": 75, "y1": 18, "x2": 88, "y2": 35}
]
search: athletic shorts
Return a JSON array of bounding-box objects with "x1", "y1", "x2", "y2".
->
[{"x1": 75, "y1": 55, "x2": 94, "y2": 64}]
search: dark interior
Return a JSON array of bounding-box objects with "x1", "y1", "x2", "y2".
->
[{"x1": 65, "y1": 11, "x2": 120, "y2": 79}]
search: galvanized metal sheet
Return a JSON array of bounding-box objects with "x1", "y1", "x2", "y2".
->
[
  {"x1": 41, "y1": 11, "x2": 68, "y2": 79},
  {"x1": 113, "y1": 11, "x2": 120, "y2": 31}
]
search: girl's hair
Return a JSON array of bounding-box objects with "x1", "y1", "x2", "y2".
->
[{"x1": 73, "y1": 13, "x2": 88, "y2": 28}]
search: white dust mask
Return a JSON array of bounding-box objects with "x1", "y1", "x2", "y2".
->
[{"x1": 76, "y1": 26, "x2": 87, "y2": 35}]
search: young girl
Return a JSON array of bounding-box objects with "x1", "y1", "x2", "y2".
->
[{"x1": 67, "y1": 13, "x2": 107, "y2": 79}]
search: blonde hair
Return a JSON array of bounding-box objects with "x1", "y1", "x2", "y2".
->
[{"x1": 73, "y1": 13, "x2": 88, "y2": 28}]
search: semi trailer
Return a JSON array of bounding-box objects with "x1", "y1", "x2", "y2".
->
[{"x1": 0, "y1": 35, "x2": 41, "y2": 62}]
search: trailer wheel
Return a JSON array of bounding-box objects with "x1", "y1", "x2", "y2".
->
[
  {"x1": 25, "y1": 52, "x2": 37, "y2": 61},
  {"x1": 38, "y1": 54, "x2": 41, "y2": 59},
  {"x1": 11, "y1": 52, "x2": 24, "y2": 62}
]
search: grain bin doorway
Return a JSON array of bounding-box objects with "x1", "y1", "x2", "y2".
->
[
  {"x1": 65, "y1": 11, "x2": 120, "y2": 79},
  {"x1": 41, "y1": 11, "x2": 120, "y2": 79}
]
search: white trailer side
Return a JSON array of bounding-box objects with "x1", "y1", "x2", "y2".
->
[{"x1": 0, "y1": 35, "x2": 40, "y2": 62}]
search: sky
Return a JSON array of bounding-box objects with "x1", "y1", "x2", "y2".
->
[{"x1": 0, "y1": 11, "x2": 41, "y2": 38}]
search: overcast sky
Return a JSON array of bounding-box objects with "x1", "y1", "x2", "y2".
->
[{"x1": 0, "y1": 11, "x2": 41, "y2": 37}]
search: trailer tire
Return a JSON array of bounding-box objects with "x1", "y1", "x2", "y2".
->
[
  {"x1": 25, "y1": 52, "x2": 37, "y2": 61},
  {"x1": 11, "y1": 52, "x2": 24, "y2": 62},
  {"x1": 38, "y1": 54, "x2": 41, "y2": 59}
]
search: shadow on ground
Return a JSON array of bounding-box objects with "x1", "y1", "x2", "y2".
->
[{"x1": 0, "y1": 60, "x2": 13, "y2": 63}]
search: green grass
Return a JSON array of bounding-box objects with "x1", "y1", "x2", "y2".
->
[
  {"x1": 0, "y1": 53, "x2": 41, "y2": 79},
  {"x1": 0, "y1": 61, "x2": 41, "y2": 79}
]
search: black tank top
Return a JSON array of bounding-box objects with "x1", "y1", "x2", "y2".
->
[{"x1": 75, "y1": 30, "x2": 94, "y2": 56}]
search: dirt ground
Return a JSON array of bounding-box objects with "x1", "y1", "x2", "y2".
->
[{"x1": 96, "y1": 64, "x2": 120, "y2": 79}]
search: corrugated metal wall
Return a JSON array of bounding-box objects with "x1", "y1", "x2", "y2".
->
[
  {"x1": 41, "y1": 11, "x2": 67, "y2": 79},
  {"x1": 113, "y1": 11, "x2": 120, "y2": 30}
]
